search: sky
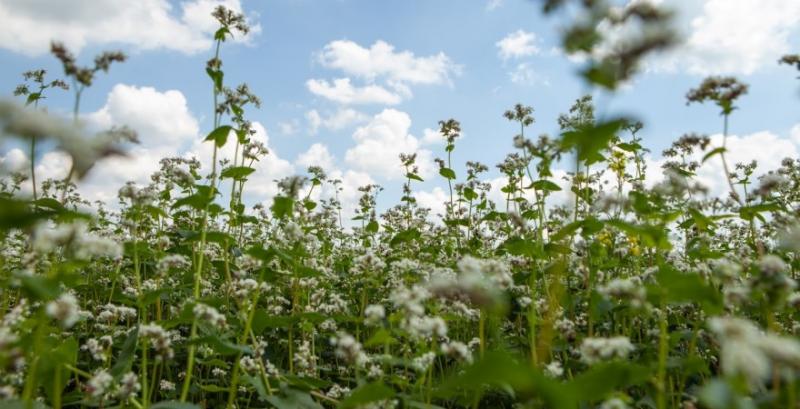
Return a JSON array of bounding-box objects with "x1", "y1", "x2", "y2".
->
[{"x1": 0, "y1": 0, "x2": 799, "y2": 219}]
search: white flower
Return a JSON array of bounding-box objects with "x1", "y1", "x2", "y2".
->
[
  {"x1": 330, "y1": 332, "x2": 368, "y2": 367},
  {"x1": 580, "y1": 336, "x2": 635, "y2": 364},
  {"x1": 544, "y1": 360, "x2": 563, "y2": 378},
  {"x1": 364, "y1": 304, "x2": 386, "y2": 326},
  {"x1": 440, "y1": 341, "x2": 472, "y2": 363},
  {"x1": 117, "y1": 372, "x2": 141, "y2": 399},
  {"x1": 160, "y1": 380, "x2": 176, "y2": 392},
  {"x1": 600, "y1": 397, "x2": 629, "y2": 409},
  {"x1": 46, "y1": 293, "x2": 81, "y2": 329},
  {"x1": 87, "y1": 370, "x2": 113, "y2": 398},
  {"x1": 412, "y1": 352, "x2": 437, "y2": 372},
  {"x1": 193, "y1": 303, "x2": 227, "y2": 329}
]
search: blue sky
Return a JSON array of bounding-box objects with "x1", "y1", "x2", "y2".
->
[{"x1": 0, "y1": 0, "x2": 799, "y2": 216}]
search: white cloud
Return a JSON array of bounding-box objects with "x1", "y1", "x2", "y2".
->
[
  {"x1": 306, "y1": 78, "x2": 403, "y2": 105},
  {"x1": 496, "y1": 30, "x2": 540, "y2": 60},
  {"x1": 344, "y1": 109, "x2": 435, "y2": 180},
  {"x1": 0, "y1": 0, "x2": 260, "y2": 56},
  {"x1": 85, "y1": 84, "x2": 199, "y2": 149},
  {"x1": 413, "y1": 187, "x2": 448, "y2": 219},
  {"x1": 509, "y1": 62, "x2": 550, "y2": 86},
  {"x1": 0, "y1": 148, "x2": 29, "y2": 173},
  {"x1": 694, "y1": 131, "x2": 797, "y2": 197},
  {"x1": 305, "y1": 108, "x2": 369, "y2": 134},
  {"x1": 3, "y1": 84, "x2": 297, "y2": 206},
  {"x1": 308, "y1": 40, "x2": 460, "y2": 106},
  {"x1": 296, "y1": 143, "x2": 335, "y2": 171},
  {"x1": 640, "y1": 0, "x2": 800, "y2": 75},
  {"x1": 278, "y1": 120, "x2": 299, "y2": 136},
  {"x1": 185, "y1": 121, "x2": 295, "y2": 203},
  {"x1": 421, "y1": 128, "x2": 445, "y2": 145},
  {"x1": 318, "y1": 40, "x2": 459, "y2": 85},
  {"x1": 486, "y1": 0, "x2": 504, "y2": 11}
]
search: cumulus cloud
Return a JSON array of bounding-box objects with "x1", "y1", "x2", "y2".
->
[
  {"x1": 2, "y1": 84, "x2": 297, "y2": 206},
  {"x1": 344, "y1": 109, "x2": 435, "y2": 180},
  {"x1": 486, "y1": 0, "x2": 504, "y2": 11},
  {"x1": 306, "y1": 78, "x2": 403, "y2": 105},
  {"x1": 308, "y1": 40, "x2": 460, "y2": 105},
  {"x1": 695, "y1": 131, "x2": 798, "y2": 197},
  {"x1": 296, "y1": 143, "x2": 335, "y2": 171},
  {"x1": 413, "y1": 186, "x2": 448, "y2": 219},
  {"x1": 0, "y1": 0, "x2": 260, "y2": 56},
  {"x1": 305, "y1": 108, "x2": 369, "y2": 135},
  {"x1": 496, "y1": 30, "x2": 540, "y2": 60},
  {"x1": 632, "y1": 0, "x2": 800, "y2": 75},
  {"x1": 509, "y1": 62, "x2": 550, "y2": 86},
  {"x1": 317, "y1": 40, "x2": 459, "y2": 85}
]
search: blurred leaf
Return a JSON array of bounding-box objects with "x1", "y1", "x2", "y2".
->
[
  {"x1": 568, "y1": 361, "x2": 650, "y2": 402},
  {"x1": 437, "y1": 350, "x2": 574, "y2": 408},
  {"x1": 220, "y1": 166, "x2": 255, "y2": 180},
  {"x1": 702, "y1": 147, "x2": 726, "y2": 164},
  {"x1": 265, "y1": 388, "x2": 324, "y2": 409},
  {"x1": 439, "y1": 167, "x2": 456, "y2": 180},
  {"x1": 151, "y1": 402, "x2": 203, "y2": 409},
  {"x1": 339, "y1": 382, "x2": 394, "y2": 408},
  {"x1": 271, "y1": 196, "x2": 294, "y2": 219},
  {"x1": 111, "y1": 328, "x2": 139, "y2": 377},
  {"x1": 204, "y1": 125, "x2": 233, "y2": 148},
  {"x1": 650, "y1": 266, "x2": 722, "y2": 314},
  {"x1": 531, "y1": 179, "x2": 562, "y2": 192},
  {"x1": 390, "y1": 229, "x2": 420, "y2": 247},
  {"x1": 561, "y1": 119, "x2": 627, "y2": 165},
  {"x1": 406, "y1": 173, "x2": 424, "y2": 182}
]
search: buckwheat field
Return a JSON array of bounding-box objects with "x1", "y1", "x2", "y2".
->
[{"x1": 1, "y1": 1, "x2": 800, "y2": 408}]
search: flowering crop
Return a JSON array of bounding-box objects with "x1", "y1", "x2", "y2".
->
[{"x1": 2, "y1": 2, "x2": 800, "y2": 409}]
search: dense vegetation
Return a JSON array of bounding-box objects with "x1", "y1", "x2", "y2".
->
[{"x1": 2, "y1": 1, "x2": 800, "y2": 408}]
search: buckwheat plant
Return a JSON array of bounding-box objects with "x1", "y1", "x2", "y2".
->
[{"x1": 3, "y1": 2, "x2": 800, "y2": 409}]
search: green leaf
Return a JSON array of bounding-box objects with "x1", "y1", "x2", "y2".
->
[
  {"x1": 38, "y1": 337, "x2": 78, "y2": 404},
  {"x1": 205, "y1": 68, "x2": 224, "y2": 92},
  {"x1": 439, "y1": 167, "x2": 456, "y2": 180},
  {"x1": 191, "y1": 335, "x2": 252, "y2": 356},
  {"x1": 436, "y1": 350, "x2": 574, "y2": 408},
  {"x1": 364, "y1": 329, "x2": 396, "y2": 347},
  {"x1": 739, "y1": 202, "x2": 781, "y2": 222},
  {"x1": 111, "y1": 328, "x2": 139, "y2": 377},
  {"x1": 339, "y1": 383, "x2": 395, "y2": 409},
  {"x1": 406, "y1": 173, "x2": 424, "y2": 182},
  {"x1": 271, "y1": 196, "x2": 294, "y2": 219},
  {"x1": 616, "y1": 142, "x2": 641, "y2": 152},
  {"x1": 606, "y1": 219, "x2": 671, "y2": 250},
  {"x1": 214, "y1": 26, "x2": 230, "y2": 41},
  {"x1": 18, "y1": 273, "x2": 61, "y2": 301},
  {"x1": 0, "y1": 400, "x2": 49, "y2": 409},
  {"x1": 702, "y1": 147, "x2": 726, "y2": 164},
  {"x1": 463, "y1": 187, "x2": 478, "y2": 200},
  {"x1": 561, "y1": 119, "x2": 627, "y2": 165},
  {"x1": 303, "y1": 199, "x2": 317, "y2": 211},
  {"x1": 390, "y1": 229, "x2": 421, "y2": 247},
  {"x1": 650, "y1": 266, "x2": 722, "y2": 314},
  {"x1": 171, "y1": 192, "x2": 213, "y2": 211},
  {"x1": 502, "y1": 236, "x2": 539, "y2": 258},
  {"x1": 220, "y1": 166, "x2": 255, "y2": 180},
  {"x1": 568, "y1": 361, "x2": 651, "y2": 402},
  {"x1": 0, "y1": 197, "x2": 57, "y2": 229},
  {"x1": 25, "y1": 92, "x2": 42, "y2": 106},
  {"x1": 531, "y1": 179, "x2": 562, "y2": 192},
  {"x1": 365, "y1": 220, "x2": 379, "y2": 233},
  {"x1": 265, "y1": 389, "x2": 324, "y2": 409},
  {"x1": 204, "y1": 125, "x2": 233, "y2": 148},
  {"x1": 151, "y1": 401, "x2": 203, "y2": 409}
]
